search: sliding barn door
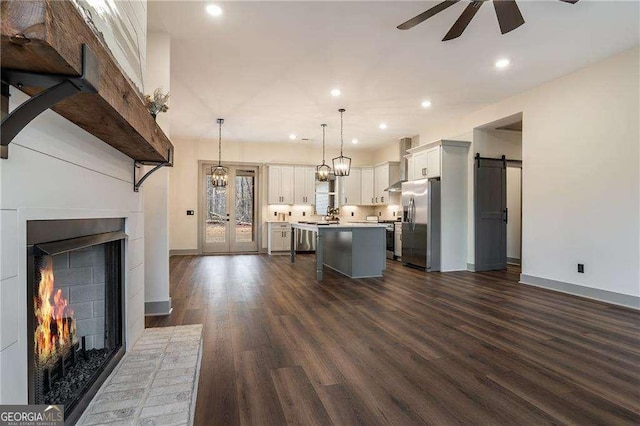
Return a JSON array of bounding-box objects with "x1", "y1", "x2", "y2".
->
[{"x1": 474, "y1": 157, "x2": 507, "y2": 271}]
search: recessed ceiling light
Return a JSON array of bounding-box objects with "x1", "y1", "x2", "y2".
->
[
  {"x1": 289, "y1": 134, "x2": 297, "y2": 140},
  {"x1": 351, "y1": 138, "x2": 359, "y2": 144},
  {"x1": 379, "y1": 123, "x2": 388, "y2": 130},
  {"x1": 331, "y1": 88, "x2": 341, "y2": 97},
  {"x1": 421, "y1": 100, "x2": 432, "y2": 108},
  {"x1": 206, "y1": 4, "x2": 223, "y2": 16},
  {"x1": 495, "y1": 58, "x2": 510, "y2": 69}
]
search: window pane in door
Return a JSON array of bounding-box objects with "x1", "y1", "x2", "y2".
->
[
  {"x1": 235, "y1": 175, "x2": 254, "y2": 242},
  {"x1": 206, "y1": 175, "x2": 227, "y2": 243}
]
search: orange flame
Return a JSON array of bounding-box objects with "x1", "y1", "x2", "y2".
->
[{"x1": 34, "y1": 257, "x2": 76, "y2": 364}]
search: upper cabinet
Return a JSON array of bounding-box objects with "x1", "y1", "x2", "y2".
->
[
  {"x1": 373, "y1": 162, "x2": 400, "y2": 205},
  {"x1": 361, "y1": 168, "x2": 375, "y2": 206},
  {"x1": 411, "y1": 150, "x2": 428, "y2": 180},
  {"x1": 406, "y1": 142, "x2": 468, "y2": 181},
  {"x1": 425, "y1": 146, "x2": 441, "y2": 178},
  {"x1": 268, "y1": 165, "x2": 294, "y2": 204},
  {"x1": 294, "y1": 166, "x2": 316, "y2": 205},
  {"x1": 342, "y1": 168, "x2": 362, "y2": 205}
]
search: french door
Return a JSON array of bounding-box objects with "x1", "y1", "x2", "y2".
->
[{"x1": 202, "y1": 164, "x2": 258, "y2": 253}]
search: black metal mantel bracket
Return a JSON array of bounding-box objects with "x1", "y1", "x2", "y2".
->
[
  {"x1": 0, "y1": 44, "x2": 99, "y2": 159},
  {"x1": 133, "y1": 147, "x2": 174, "y2": 192}
]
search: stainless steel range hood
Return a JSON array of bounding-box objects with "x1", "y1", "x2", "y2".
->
[{"x1": 385, "y1": 137, "x2": 412, "y2": 192}]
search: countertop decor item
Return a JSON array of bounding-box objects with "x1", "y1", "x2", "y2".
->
[
  {"x1": 332, "y1": 108, "x2": 351, "y2": 176},
  {"x1": 316, "y1": 123, "x2": 331, "y2": 181},
  {"x1": 211, "y1": 118, "x2": 229, "y2": 187},
  {"x1": 144, "y1": 88, "x2": 170, "y2": 119}
]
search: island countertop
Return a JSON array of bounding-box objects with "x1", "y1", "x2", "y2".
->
[{"x1": 291, "y1": 222, "x2": 388, "y2": 231}]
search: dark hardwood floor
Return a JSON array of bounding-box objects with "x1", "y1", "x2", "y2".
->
[{"x1": 146, "y1": 254, "x2": 640, "y2": 425}]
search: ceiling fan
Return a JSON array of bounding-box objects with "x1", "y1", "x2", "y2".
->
[{"x1": 397, "y1": 0, "x2": 579, "y2": 41}]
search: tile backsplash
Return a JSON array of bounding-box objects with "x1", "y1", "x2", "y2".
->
[{"x1": 267, "y1": 204, "x2": 401, "y2": 222}]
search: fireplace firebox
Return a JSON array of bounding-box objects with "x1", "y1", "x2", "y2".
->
[{"x1": 27, "y1": 219, "x2": 126, "y2": 425}]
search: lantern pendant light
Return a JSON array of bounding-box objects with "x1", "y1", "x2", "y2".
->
[
  {"x1": 316, "y1": 124, "x2": 331, "y2": 182},
  {"x1": 211, "y1": 118, "x2": 228, "y2": 187},
  {"x1": 332, "y1": 108, "x2": 351, "y2": 176}
]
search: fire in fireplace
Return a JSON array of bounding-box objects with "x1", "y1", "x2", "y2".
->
[{"x1": 27, "y1": 219, "x2": 126, "y2": 424}]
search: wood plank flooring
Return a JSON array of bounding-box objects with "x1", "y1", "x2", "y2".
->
[{"x1": 146, "y1": 255, "x2": 640, "y2": 425}]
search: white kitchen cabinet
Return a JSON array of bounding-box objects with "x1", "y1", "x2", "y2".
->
[
  {"x1": 342, "y1": 168, "x2": 361, "y2": 205},
  {"x1": 406, "y1": 145, "x2": 442, "y2": 180},
  {"x1": 426, "y1": 146, "x2": 441, "y2": 178},
  {"x1": 361, "y1": 168, "x2": 375, "y2": 206},
  {"x1": 407, "y1": 155, "x2": 415, "y2": 182},
  {"x1": 268, "y1": 222, "x2": 291, "y2": 254},
  {"x1": 373, "y1": 162, "x2": 400, "y2": 205},
  {"x1": 268, "y1": 165, "x2": 294, "y2": 204},
  {"x1": 412, "y1": 150, "x2": 428, "y2": 180},
  {"x1": 294, "y1": 166, "x2": 316, "y2": 205}
]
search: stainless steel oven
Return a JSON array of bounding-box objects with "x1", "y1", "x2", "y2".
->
[{"x1": 385, "y1": 223, "x2": 395, "y2": 259}]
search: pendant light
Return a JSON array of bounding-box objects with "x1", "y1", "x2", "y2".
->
[
  {"x1": 211, "y1": 118, "x2": 228, "y2": 187},
  {"x1": 316, "y1": 123, "x2": 331, "y2": 182},
  {"x1": 332, "y1": 108, "x2": 351, "y2": 176}
]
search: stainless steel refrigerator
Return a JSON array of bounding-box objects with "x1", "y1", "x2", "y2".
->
[{"x1": 402, "y1": 179, "x2": 441, "y2": 271}]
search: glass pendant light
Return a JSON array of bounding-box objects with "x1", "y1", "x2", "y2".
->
[
  {"x1": 332, "y1": 108, "x2": 351, "y2": 176},
  {"x1": 316, "y1": 123, "x2": 331, "y2": 181},
  {"x1": 211, "y1": 118, "x2": 228, "y2": 187}
]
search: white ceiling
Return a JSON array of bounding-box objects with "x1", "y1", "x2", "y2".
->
[{"x1": 148, "y1": 0, "x2": 639, "y2": 149}]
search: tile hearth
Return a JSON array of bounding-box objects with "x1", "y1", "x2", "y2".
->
[{"x1": 77, "y1": 325, "x2": 203, "y2": 426}]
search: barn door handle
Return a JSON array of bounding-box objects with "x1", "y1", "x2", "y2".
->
[{"x1": 503, "y1": 208, "x2": 508, "y2": 224}]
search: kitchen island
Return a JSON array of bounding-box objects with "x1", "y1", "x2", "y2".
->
[{"x1": 290, "y1": 223, "x2": 387, "y2": 281}]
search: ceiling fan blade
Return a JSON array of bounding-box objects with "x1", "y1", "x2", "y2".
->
[
  {"x1": 493, "y1": 0, "x2": 525, "y2": 34},
  {"x1": 442, "y1": 1, "x2": 483, "y2": 41},
  {"x1": 558, "y1": 0, "x2": 579, "y2": 3},
  {"x1": 397, "y1": 0, "x2": 461, "y2": 30}
]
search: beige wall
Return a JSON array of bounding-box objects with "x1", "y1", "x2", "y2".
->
[{"x1": 415, "y1": 46, "x2": 639, "y2": 297}]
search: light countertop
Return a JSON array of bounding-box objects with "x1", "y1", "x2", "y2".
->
[{"x1": 291, "y1": 222, "x2": 388, "y2": 231}]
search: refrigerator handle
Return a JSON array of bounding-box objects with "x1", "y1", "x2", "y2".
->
[{"x1": 410, "y1": 198, "x2": 416, "y2": 231}]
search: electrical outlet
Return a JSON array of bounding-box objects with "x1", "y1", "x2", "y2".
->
[
  {"x1": 302, "y1": 212, "x2": 306, "y2": 216},
  {"x1": 578, "y1": 263, "x2": 584, "y2": 273},
  {"x1": 274, "y1": 212, "x2": 277, "y2": 216},
  {"x1": 288, "y1": 212, "x2": 291, "y2": 216},
  {"x1": 186, "y1": 210, "x2": 194, "y2": 216},
  {"x1": 393, "y1": 211, "x2": 396, "y2": 216},
  {"x1": 351, "y1": 212, "x2": 354, "y2": 217},
  {"x1": 378, "y1": 212, "x2": 382, "y2": 216}
]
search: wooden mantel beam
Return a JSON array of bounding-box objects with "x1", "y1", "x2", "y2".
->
[{"x1": 0, "y1": 0, "x2": 173, "y2": 162}]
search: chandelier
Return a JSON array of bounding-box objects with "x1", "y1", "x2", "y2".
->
[
  {"x1": 332, "y1": 108, "x2": 351, "y2": 176},
  {"x1": 211, "y1": 118, "x2": 228, "y2": 187},
  {"x1": 316, "y1": 123, "x2": 331, "y2": 181}
]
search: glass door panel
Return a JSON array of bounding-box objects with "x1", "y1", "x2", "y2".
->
[
  {"x1": 204, "y1": 174, "x2": 230, "y2": 252},
  {"x1": 231, "y1": 169, "x2": 257, "y2": 252}
]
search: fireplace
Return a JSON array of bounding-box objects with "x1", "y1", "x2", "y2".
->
[{"x1": 27, "y1": 219, "x2": 126, "y2": 424}]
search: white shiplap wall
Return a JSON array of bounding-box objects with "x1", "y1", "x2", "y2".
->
[{"x1": 0, "y1": 0, "x2": 148, "y2": 403}]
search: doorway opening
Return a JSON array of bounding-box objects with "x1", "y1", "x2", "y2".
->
[
  {"x1": 200, "y1": 163, "x2": 259, "y2": 254},
  {"x1": 473, "y1": 114, "x2": 523, "y2": 271}
]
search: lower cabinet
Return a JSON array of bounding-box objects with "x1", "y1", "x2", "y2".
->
[{"x1": 268, "y1": 223, "x2": 291, "y2": 254}]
